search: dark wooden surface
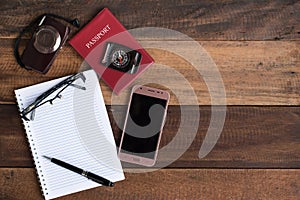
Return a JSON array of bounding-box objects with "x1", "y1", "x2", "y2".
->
[
  {"x1": 2, "y1": 168, "x2": 300, "y2": 200},
  {"x1": 1, "y1": 105, "x2": 300, "y2": 169},
  {"x1": 1, "y1": 39, "x2": 299, "y2": 105},
  {"x1": 1, "y1": 0, "x2": 300, "y2": 199},
  {"x1": 1, "y1": 0, "x2": 300, "y2": 40}
]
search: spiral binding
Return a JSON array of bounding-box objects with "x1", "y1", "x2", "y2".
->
[{"x1": 15, "y1": 93, "x2": 49, "y2": 198}]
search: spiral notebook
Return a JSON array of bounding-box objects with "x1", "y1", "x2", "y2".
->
[{"x1": 15, "y1": 70, "x2": 125, "y2": 200}]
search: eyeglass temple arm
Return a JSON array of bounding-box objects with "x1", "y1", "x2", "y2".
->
[{"x1": 21, "y1": 72, "x2": 86, "y2": 120}]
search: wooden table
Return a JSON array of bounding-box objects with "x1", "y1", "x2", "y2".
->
[{"x1": 1, "y1": 0, "x2": 299, "y2": 199}]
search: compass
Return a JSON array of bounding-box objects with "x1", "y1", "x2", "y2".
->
[
  {"x1": 111, "y1": 49, "x2": 129, "y2": 68},
  {"x1": 101, "y1": 42, "x2": 142, "y2": 74}
]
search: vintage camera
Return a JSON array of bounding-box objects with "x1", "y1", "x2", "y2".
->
[
  {"x1": 14, "y1": 14, "x2": 79, "y2": 74},
  {"x1": 101, "y1": 42, "x2": 142, "y2": 74}
]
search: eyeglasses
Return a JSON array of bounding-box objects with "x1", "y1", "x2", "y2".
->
[{"x1": 21, "y1": 72, "x2": 86, "y2": 121}]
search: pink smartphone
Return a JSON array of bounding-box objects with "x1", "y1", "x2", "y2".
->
[{"x1": 118, "y1": 85, "x2": 170, "y2": 166}]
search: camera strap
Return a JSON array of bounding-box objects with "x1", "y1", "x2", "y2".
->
[{"x1": 14, "y1": 13, "x2": 80, "y2": 69}]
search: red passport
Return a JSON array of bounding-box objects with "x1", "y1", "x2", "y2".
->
[{"x1": 69, "y1": 8, "x2": 154, "y2": 94}]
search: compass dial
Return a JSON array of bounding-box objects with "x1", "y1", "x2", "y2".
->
[{"x1": 111, "y1": 49, "x2": 129, "y2": 68}]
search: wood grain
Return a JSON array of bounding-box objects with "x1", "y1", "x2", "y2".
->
[
  {"x1": 1, "y1": 168, "x2": 299, "y2": 200},
  {"x1": 0, "y1": 0, "x2": 299, "y2": 40},
  {"x1": 1, "y1": 39, "x2": 299, "y2": 105},
  {"x1": 1, "y1": 105, "x2": 299, "y2": 168},
  {"x1": 1, "y1": 1, "x2": 300, "y2": 199}
]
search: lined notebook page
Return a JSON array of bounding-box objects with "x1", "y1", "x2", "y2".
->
[{"x1": 15, "y1": 70, "x2": 124, "y2": 200}]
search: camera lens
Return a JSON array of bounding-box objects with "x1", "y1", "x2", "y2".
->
[{"x1": 33, "y1": 25, "x2": 61, "y2": 54}]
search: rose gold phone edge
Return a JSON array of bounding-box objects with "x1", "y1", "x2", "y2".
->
[{"x1": 118, "y1": 85, "x2": 170, "y2": 167}]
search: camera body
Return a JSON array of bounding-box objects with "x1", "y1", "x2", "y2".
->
[
  {"x1": 21, "y1": 16, "x2": 70, "y2": 74},
  {"x1": 101, "y1": 42, "x2": 142, "y2": 74}
]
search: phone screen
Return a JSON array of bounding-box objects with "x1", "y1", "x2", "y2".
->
[{"x1": 120, "y1": 93, "x2": 167, "y2": 159}]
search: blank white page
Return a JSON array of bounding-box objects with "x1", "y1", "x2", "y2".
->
[{"x1": 15, "y1": 70, "x2": 124, "y2": 200}]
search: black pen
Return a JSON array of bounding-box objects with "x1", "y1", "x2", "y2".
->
[{"x1": 43, "y1": 155, "x2": 114, "y2": 187}]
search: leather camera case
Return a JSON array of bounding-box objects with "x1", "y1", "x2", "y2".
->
[{"x1": 21, "y1": 16, "x2": 70, "y2": 74}]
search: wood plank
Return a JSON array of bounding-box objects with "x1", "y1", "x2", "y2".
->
[
  {"x1": 0, "y1": 39, "x2": 299, "y2": 105},
  {"x1": 1, "y1": 168, "x2": 299, "y2": 200},
  {"x1": 1, "y1": 105, "x2": 300, "y2": 168},
  {"x1": 0, "y1": 0, "x2": 299, "y2": 40}
]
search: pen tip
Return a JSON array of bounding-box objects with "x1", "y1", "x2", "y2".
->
[{"x1": 42, "y1": 155, "x2": 52, "y2": 160}]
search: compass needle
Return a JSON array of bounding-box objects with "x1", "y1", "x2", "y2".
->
[{"x1": 111, "y1": 49, "x2": 128, "y2": 68}]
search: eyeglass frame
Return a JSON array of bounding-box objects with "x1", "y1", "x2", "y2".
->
[{"x1": 21, "y1": 72, "x2": 86, "y2": 121}]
